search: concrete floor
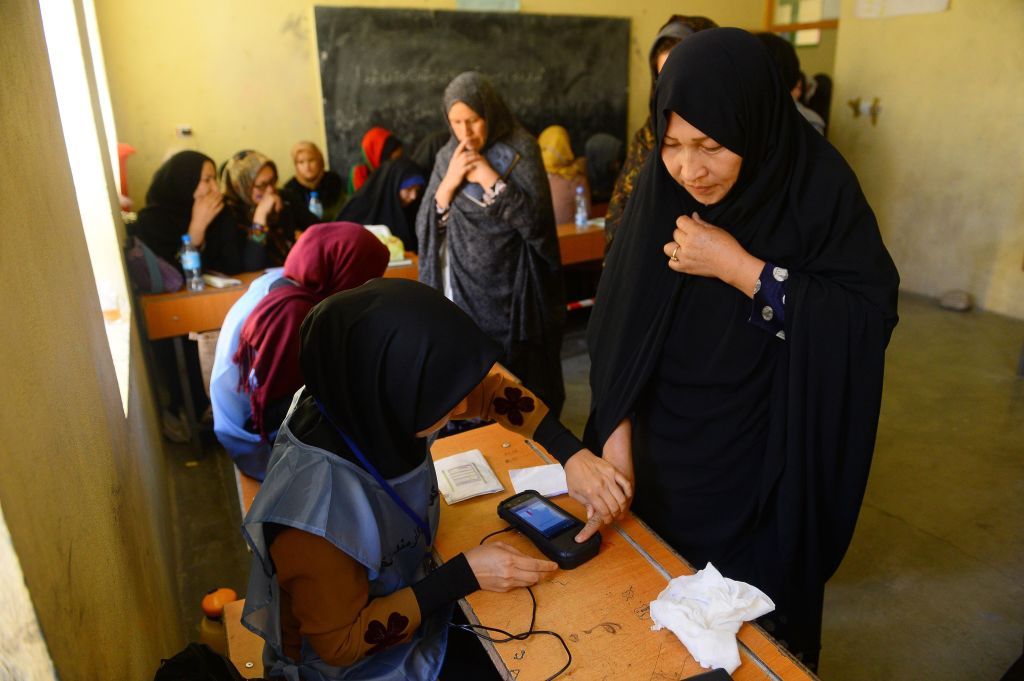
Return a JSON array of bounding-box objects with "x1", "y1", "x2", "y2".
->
[{"x1": 167, "y1": 292, "x2": 1024, "y2": 679}]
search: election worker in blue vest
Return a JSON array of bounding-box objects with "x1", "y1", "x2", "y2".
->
[{"x1": 242, "y1": 279, "x2": 630, "y2": 680}]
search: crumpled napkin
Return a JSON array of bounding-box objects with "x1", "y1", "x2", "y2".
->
[{"x1": 650, "y1": 562, "x2": 775, "y2": 673}]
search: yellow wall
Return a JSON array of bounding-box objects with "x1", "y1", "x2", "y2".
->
[
  {"x1": 94, "y1": 0, "x2": 1024, "y2": 319},
  {"x1": 830, "y1": 0, "x2": 1024, "y2": 318},
  {"x1": 795, "y1": 27, "x2": 837, "y2": 78},
  {"x1": 1, "y1": 1, "x2": 182, "y2": 677},
  {"x1": 95, "y1": 0, "x2": 762, "y2": 207}
]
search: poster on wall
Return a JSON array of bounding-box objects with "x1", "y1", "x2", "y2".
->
[{"x1": 855, "y1": 0, "x2": 950, "y2": 19}]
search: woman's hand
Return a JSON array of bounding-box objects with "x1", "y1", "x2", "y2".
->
[
  {"x1": 253, "y1": 190, "x2": 282, "y2": 227},
  {"x1": 464, "y1": 542, "x2": 558, "y2": 592},
  {"x1": 188, "y1": 190, "x2": 224, "y2": 246},
  {"x1": 465, "y1": 150, "x2": 499, "y2": 189},
  {"x1": 436, "y1": 138, "x2": 473, "y2": 210},
  {"x1": 436, "y1": 139, "x2": 500, "y2": 210},
  {"x1": 602, "y1": 418, "x2": 634, "y2": 493},
  {"x1": 563, "y1": 449, "x2": 633, "y2": 542},
  {"x1": 664, "y1": 212, "x2": 764, "y2": 298}
]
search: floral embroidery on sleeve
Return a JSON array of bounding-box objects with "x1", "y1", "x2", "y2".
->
[
  {"x1": 492, "y1": 387, "x2": 535, "y2": 427},
  {"x1": 364, "y1": 612, "x2": 410, "y2": 655}
]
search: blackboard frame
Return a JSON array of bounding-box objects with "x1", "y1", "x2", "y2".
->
[{"x1": 315, "y1": 7, "x2": 630, "y2": 176}]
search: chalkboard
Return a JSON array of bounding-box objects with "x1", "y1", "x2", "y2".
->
[{"x1": 315, "y1": 8, "x2": 629, "y2": 177}]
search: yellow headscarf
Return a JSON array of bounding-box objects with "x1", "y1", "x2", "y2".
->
[{"x1": 539, "y1": 125, "x2": 587, "y2": 181}]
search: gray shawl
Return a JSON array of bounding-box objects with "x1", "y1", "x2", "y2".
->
[{"x1": 416, "y1": 73, "x2": 562, "y2": 348}]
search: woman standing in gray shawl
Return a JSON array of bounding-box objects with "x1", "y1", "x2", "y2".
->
[{"x1": 417, "y1": 72, "x2": 566, "y2": 415}]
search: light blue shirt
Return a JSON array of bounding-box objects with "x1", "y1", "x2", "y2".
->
[{"x1": 210, "y1": 268, "x2": 284, "y2": 479}]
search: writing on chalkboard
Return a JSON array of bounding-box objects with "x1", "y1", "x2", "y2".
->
[{"x1": 315, "y1": 8, "x2": 629, "y2": 176}]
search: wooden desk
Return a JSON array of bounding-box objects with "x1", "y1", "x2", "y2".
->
[
  {"x1": 225, "y1": 599, "x2": 264, "y2": 679},
  {"x1": 225, "y1": 423, "x2": 814, "y2": 680},
  {"x1": 432, "y1": 424, "x2": 815, "y2": 681},
  {"x1": 139, "y1": 257, "x2": 419, "y2": 341},
  {"x1": 557, "y1": 222, "x2": 605, "y2": 266}
]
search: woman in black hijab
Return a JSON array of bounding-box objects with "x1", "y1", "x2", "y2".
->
[
  {"x1": 241, "y1": 279, "x2": 628, "y2": 679},
  {"x1": 339, "y1": 157, "x2": 426, "y2": 253},
  {"x1": 416, "y1": 72, "x2": 566, "y2": 416},
  {"x1": 129, "y1": 150, "x2": 266, "y2": 274},
  {"x1": 604, "y1": 15, "x2": 718, "y2": 249},
  {"x1": 586, "y1": 28, "x2": 899, "y2": 668},
  {"x1": 411, "y1": 129, "x2": 451, "y2": 177}
]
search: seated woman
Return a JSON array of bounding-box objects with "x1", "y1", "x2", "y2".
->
[
  {"x1": 241, "y1": 279, "x2": 630, "y2": 680},
  {"x1": 222, "y1": 150, "x2": 319, "y2": 266},
  {"x1": 338, "y1": 157, "x2": 425, "y2": 253},
  {"x1": 283, "y1": 141, "x2": 345, "y2": 220},
  {"x1": 129, "y1": 150, "x2": 265, "y2": 274},
  {"x1": 605, "y1": 14, "x2": 717, "y2": 249},
  {"x1": 416, "y1": 72, "x2": 566, "y2": 416},
  {"x1": 538, "y1": 125, "x2": 590, "y2": 225},
  {"x1": 132, "y1": 150, "x2": 268, "y2": 437},
  {"x1": 586, "y1": 29, "x2": 899, "y2": 668},
  {"x1": 209, "y1": 223, "x2": 388, "y2": 479},
  {"x1": 348, "y1": 126, "x2": 404, "y2": 193},
  {"x1": 584, "y1": 133, "x2": 624, "y2": 206}
]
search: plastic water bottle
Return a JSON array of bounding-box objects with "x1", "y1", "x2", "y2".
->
[
  {"x1": 308, "y1": 190, "x2": 323, "y2": 219},
  {"x1": 180, "y1": 234, "x2": 204, "y2": 292},
  {"x1": 574, "y1": 185, "x2": 588, "y2": 229}
]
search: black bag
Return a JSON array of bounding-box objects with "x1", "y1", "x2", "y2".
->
[{"x1": 153, "y1": 643, "x2": 249, "y2": 681}]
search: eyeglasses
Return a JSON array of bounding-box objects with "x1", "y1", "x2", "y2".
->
[{"x1": 253, "y1": 178, "x2": 277, "y2": 192}]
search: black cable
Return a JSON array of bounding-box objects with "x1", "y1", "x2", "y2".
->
[
  {"x1": 477, "y1": 525, "x2": 516, "y2": 545},
  {"x1": 445, "y1": 526, "x2": 573, "y2": 681}
]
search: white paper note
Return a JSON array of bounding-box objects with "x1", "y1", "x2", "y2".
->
[{"x1": 508, "y1": 464, "x2": 568, "y2": 498}]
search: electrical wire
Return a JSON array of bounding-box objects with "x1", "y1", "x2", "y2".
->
[{"x1": 446, "y1": 526, "x2": 572, "y2": 681}]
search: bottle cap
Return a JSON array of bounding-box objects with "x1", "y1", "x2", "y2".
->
[
  {"x1": 310, "y1": 191, "x2": 319, "y2": 198},
  {"x1": 181, "y1": 234, "x2": 191, "y2": 243}
]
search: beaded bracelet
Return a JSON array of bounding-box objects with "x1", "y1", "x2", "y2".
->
[{"x1": 249, "y1": 222, "x2": 268, "y2": 244}]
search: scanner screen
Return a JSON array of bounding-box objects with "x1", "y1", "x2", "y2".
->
[{"x1": 511, "y1": 497, "x2": 577, "y2": 538}]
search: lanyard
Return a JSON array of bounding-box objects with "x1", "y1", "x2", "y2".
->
[{"x1": 315, "y1": 400, "x2": 432, "y2": 542}]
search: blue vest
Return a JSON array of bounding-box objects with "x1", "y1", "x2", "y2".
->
[{"x1": 241, "y1": 407, "x2": 448, "y2": 680}]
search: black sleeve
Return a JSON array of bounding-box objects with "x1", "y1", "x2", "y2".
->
[
  {"x1": 533, "y1": 412, "x2": 585, "y2": 465},
  {"x1": 239, "y1": 235, "x2": 269, "y2": 272},
  {"x1": 203, "y1": 211, "x2": 267, "y2": 275},
  {"x1": 411, "y1": 552, "x2": 480, "y2": 617}
]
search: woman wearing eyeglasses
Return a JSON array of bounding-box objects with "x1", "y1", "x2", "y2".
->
[{"x1": 222, "y1": 150, "x2": 320, "y2": 266}]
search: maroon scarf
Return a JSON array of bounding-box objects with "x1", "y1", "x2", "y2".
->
[{"x1": 235, "y1": 222, "x2": 389, "y2": 437}]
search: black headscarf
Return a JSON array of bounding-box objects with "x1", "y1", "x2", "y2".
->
[
  {"x1": 410, "y1": 129, "x2": 450, "y2": 176},
  {"x1": 584, "y1": 133, "x2": 624, "y2": 202},
  {"x1": 587, "y1": 27, "x2": 898, "y2": 649},
  {"x1": 294, "y1": 279, "x2": 501, "y2": 479},
  {"x1": 339, "y1": 158, "x2": 426, "y2": 253},
  {"x1": 128, "y1": 150, "x2": 251, "y2": 272}
]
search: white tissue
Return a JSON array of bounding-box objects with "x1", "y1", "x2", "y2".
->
[
  {"x1": 650, "y1": 562, "x2": 775, "y2": 674},
  {"x1": 508, "y1": 464, "x2": 568, "y2": 497}
]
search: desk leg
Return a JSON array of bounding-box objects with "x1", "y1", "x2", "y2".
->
[{"x1": 173, "y1": 335, "x2": 204, "y2": 456}]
